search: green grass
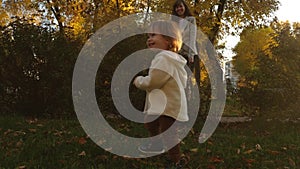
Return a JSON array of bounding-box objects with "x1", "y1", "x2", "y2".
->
[
  {"x1": 222, "y1": 95, "x2": 249, "y2": 117},
  {"x1": 0, "y1": 114, "x2": 299, "y2": 169}
]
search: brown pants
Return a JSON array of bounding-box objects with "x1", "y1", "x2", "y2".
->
[{"x1": 144, "y1": 115, "x2": 181, "y2": 163}]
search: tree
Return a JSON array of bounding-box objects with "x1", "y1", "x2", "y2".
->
[
  {"x1": 0, "y1": 18, "x2": 80, "y2": 117},
  {"x1": 233, "y1": 21, "x2": 300, "y2": 112},
  {"x1": 193, "y1": 0, "x2": 280, "y2": 44}
]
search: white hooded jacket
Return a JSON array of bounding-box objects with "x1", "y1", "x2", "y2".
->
[{"x1": 134, "y1": 50, "x2": 188, "y2": 121}]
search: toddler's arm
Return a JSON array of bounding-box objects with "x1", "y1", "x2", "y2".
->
[{"x1": 134, "y1": 69, "x2": 170, "y2": 91}]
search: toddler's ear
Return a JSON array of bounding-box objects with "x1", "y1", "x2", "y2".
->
[
  {"x1": 167, "y1": 40, "x2": 173, "y2": 50},
  {"x1": 168, "y1": 44, "x2": 173, "y2": 50}
]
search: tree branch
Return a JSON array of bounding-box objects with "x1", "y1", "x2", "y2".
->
[{"x1": 46, "y1": 0, "x2": 64, "y2": 34}]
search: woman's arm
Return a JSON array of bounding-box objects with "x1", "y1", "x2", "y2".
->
[{"x1": 188, "y1": 17, "x2": 197, "y2": 62}]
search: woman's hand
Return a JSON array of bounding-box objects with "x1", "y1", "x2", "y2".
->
[{"x1": 188, "y1": 56, "x2": 194, "y2": 63}]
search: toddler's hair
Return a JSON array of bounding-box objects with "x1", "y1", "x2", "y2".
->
[{"x1": 148, "y1": 20, "x2": 182, "y2": 52}]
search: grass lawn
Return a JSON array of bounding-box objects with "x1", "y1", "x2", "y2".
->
[{"x1": 0, "y1": 114, "x2": 299, "y2": 169}]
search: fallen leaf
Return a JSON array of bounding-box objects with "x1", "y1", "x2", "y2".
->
[
  {"x1": 244, "y1": 158, "x2": 256, "y2": 163},
  {"x1": 208, "y1": 140, "x2": 214, "y2": 145},
  {"x1": 28, "y1": 129, "x2": 37, "y2": 133},
  {"x1": 240, "y1": 143, "x2": 246, "y2": 149},
  {"x1": 267, "y1": 150, "x2": 280, "y2": 155},
  {"x1": 288, "y1": 158, "x2": 296, "y2": 167},
  {"x1": 190, "y1": 128, "x2": 195, "y2": 135},
  {"x1": 78, "y1": 151, "x2": 86, "y2": 156},
  {"x1": 105, "y1": 147, "x2": 113, "y2": 151},
  {"x1": 97, "y1": 139, "x2": 106, "y2": 145},
  {"x1": 59, "y1": 160, "x2": 66, "y2": 164},
  {"x1": 244, "y1": 149, "x2": 255, "y2": 154},
  {"x1": 207, "y1": 164, "x2": 216, "y2": 169},
  {"x1": 96, "y1": 155, "x2": 109, "y2": 160},
  {"x1": 78, "y1": 137, "x2": 87, "y2": 145},
  {"x1": 210, "y1": 157, "x2": 224, "y2": 163},
  {"x1": 4, "y1": 129, "x2": 12, "y2": 135},
  {"x1": 255, "y1": 144, "x2": 262, "y2": 151},
  {"x1": 53, "y1": 130, "x2": 63, "y2": 137},
  {"x1": 18, "y1": 166, "x2": 26, "y2": 169},
  {"x1": 36, "y1": 124, "x2": 43, "y2": 127},
  {"x1": 15, "y1": 131, "x2": 26, "y2": 136},
  {"x1": 16, "y1": 140, "x2": 23, "y2": 147},
  {"x1": 190, "y1": 148, "x2": 198, "y2": 152},
  {"x1": 133, "y1": 164, "x2": 142, "y2": 169},
  {"x1": 263, "y1": 160, "x2": 274, "y2": 164},
  {"x1": 25, "y1": 118, "x2": 38, "y2": 124}
]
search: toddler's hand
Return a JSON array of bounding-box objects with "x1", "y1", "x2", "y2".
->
[{"x1": 133, "y1": 77, "x2": 139, "y2": 86}]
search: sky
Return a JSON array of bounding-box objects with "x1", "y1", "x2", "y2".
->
[
  {"x1": 223, "y1": 0, "x2": 300, "y2": 59},
  {"x1": 275, "y1": 0, "x2": 300, "y2": 23}
]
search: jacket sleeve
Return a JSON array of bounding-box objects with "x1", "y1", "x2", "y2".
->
[
  {"x1": 134, "y1": 54, "x2": 172, "y2": 91},
  {"x1": 188, "y1": 17, "x2": 198, "y2": 58}
]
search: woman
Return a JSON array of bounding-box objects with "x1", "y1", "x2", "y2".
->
[
  {"x1": 172, "y1": 0, "x2": 199, "y2": 101},
  {"x1": 172, "y1": 0, "x2": 198, "y2": 67}
]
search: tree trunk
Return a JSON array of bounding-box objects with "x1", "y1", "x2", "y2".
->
[
  {"x1": 116, "y1": 0, "x2": 120, "y2": 17},
  {"x1": 47, "y1": 0, "x2": 64, "y2": 35},
  {"x1": 210, "y1": 0, "x2": 227, "y2": 44},
  {"x1": 144, "y1": 0, "x2": 151, "y2": 25}
]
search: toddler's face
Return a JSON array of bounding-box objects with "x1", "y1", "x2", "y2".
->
[{"x1": 147, "y1": 33, "x2": 169, "y2": 50}]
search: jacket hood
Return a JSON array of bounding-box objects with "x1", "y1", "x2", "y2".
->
[
  {"x1": 156, "y1": 50, "x2": 187, "y2": 87},
  {"x1": 160, "y1": 50, "x2": 187, "y2": 66}
]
